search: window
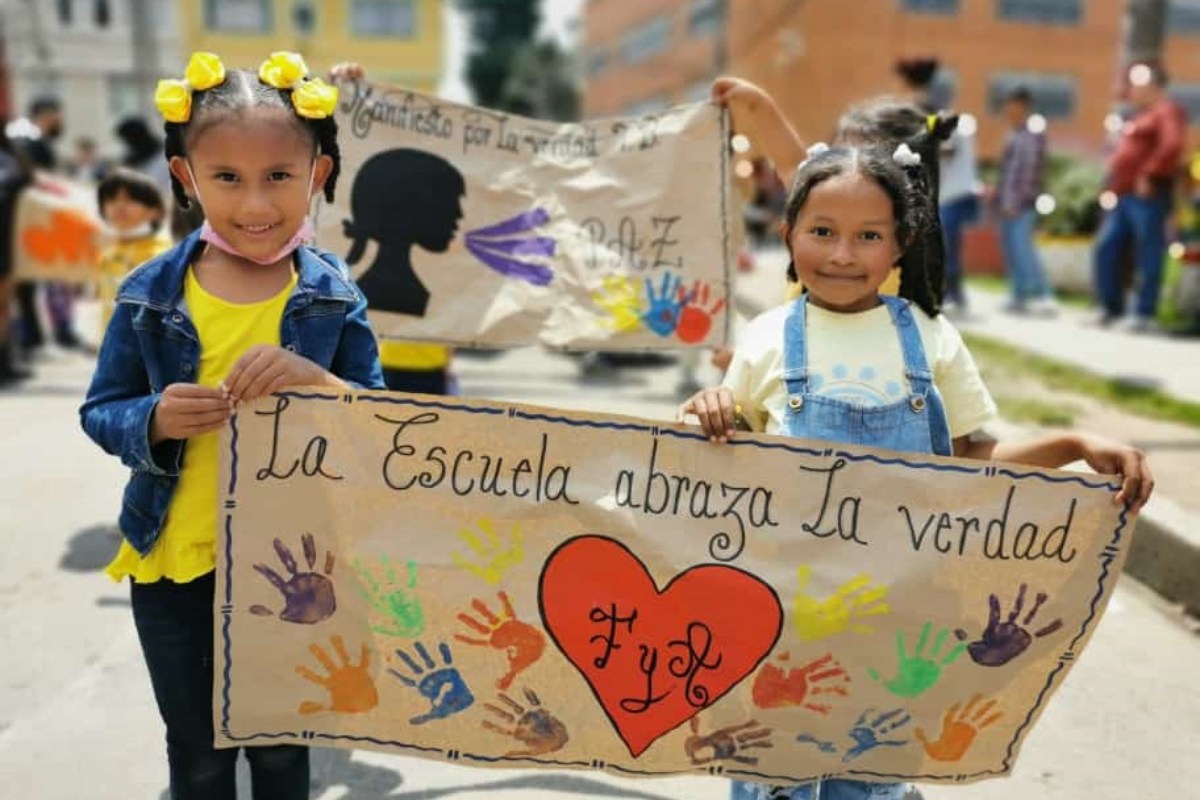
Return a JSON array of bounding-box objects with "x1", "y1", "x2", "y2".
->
[
  {"x1": 621, "y1": 16, "x2": 670, "y2": 65},
  {"x1": 94, "y1": 0, "x2": 110, "y2": 27},
  {"x1": 901, "y1": 0, "x2": 960, "y2": 13},
  {"x1": 928, "y1": 68, "x2": 958, "y2": 109},
  {"x1": 1169, "y1": 1, "x2": 1200, "y2": 34},
  {"x1": 996, "y1": 0, "x2": 1082, "y2": 25},
  {"x1": 294, "y1": 0, "x2": 316, "y2": 35},
  {"x1": 351, "y1": 0, "x2": 416, "y2": 37},
  {"x1": 108, "y1": 75, "x2": 142, "y2": 118},
  {"x1": 988, "y1": 72, "x2": 1077, "y2": 118},
  {"x1": 689, "y1": 0, "x2": 722, "y2": 36},
  {"x1": 1169, "y1": 84, "x2": 1200, "y2": 122},
  {"x1": 205, "y1": 0, "x2": 272, "y2": 33},
  {"x1": 586, "y1": 48, "x2": 609, "y2": 77},
  {"x1": 57, "y1": 0, "x2": 73, "y2": 25}
]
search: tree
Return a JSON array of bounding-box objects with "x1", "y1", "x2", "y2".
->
[
  {"x1": 499, "y1": 39, "x2": 580, "y2": 122},
  {"x1": 458, "y1": 0, "x2": 542, "y2": 110}
]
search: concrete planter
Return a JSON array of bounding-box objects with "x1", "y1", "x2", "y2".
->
[{"x1": 1036, "y1": 235, "x2": 1093, "y2": 293}]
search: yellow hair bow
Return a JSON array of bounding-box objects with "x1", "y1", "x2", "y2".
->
[
  {"x1": 154, "y1": 52, "x2": 227, "y2": 123},
  {"x1": 259, "y1": 51, "x2": 338, "y2": 119},
  {"x1": 927, "y1": 113, "x2": 938, "y2": 132}
]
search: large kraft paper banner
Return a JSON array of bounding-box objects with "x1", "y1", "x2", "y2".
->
[
  {"x1": 216, "y1": 390, "x2": 1130, "y2": 786},
  {"x1": 315, "y1": 80, "x2": 735, "y2": 350},
  {"x1": 13, "y1": 175, "x2": 103, "y2": 284}
]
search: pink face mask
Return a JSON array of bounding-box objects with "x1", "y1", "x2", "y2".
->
[{"x1": 188, "y1": 160, "x2": 317, "y2": 266}]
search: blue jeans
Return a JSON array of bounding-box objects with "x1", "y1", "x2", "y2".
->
[
  {"x1": 1093, "y1": 192, "x2": 1170, "y2": 318},
  {"x1": 939, "y1": 194, "x2": 978, "y2": 305},
  {"x1": 999, "y1": 209, "x2": 1052, "y2": 303},
  {"x1": 131, "y1": 573, "x2": 310, "y2": 800},
  {"x1": 731, "y1": 778, "x2": 909, "y2": 800}
]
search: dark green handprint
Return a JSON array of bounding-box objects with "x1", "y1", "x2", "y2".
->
[
  {"x1": 354, "y1": 556, "x2": 425, "y2": 637},
  {"x1": 868, "y1": 622, "x2": 965, "y2": 698}
]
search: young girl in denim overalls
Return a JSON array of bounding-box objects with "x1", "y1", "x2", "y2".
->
[
  {"x1": 80, "y1": 52, "x2": 383, "y2": 800},
  {"x1": 682, "y1": 143, "x2": 1153, "y2": 800}
]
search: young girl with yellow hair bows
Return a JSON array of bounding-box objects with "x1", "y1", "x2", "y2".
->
[{"x1": 80, "y1": 51, "x2": 383, "y2": 799}]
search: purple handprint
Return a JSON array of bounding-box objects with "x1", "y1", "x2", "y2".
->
[
  {"x1": 465, "y1": 208, "x2": 556, "y2": 286},
  {"x1": 641, "y1": 272, "x2": 690, "y2": 337},
  {"x1": 955, "y1": 584, "x2": 1064, "y2": 667}
]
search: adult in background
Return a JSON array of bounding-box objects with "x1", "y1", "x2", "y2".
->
[
  {"x1": 0, "y1": 124, "x2": 33, "y2": 384},
  {"x1": 11, "y1": 94, "x2": 83, "y2": 350},
  {"x1": 996, "y1": 86, "x2": 1057, "y2": 315},
  {"x1": 1094, "y1": 61, "x2": 1187, "y2": 331},
  {"x1": 115, "y1": 115, "x2": 172, "y2": 193}
]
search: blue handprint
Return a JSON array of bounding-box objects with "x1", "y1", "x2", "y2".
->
[
  {"x1": 844, "y1": 707, "x2": 912, "y2": 763},
  {"x1": 641, "y1": 272, "x2": 690, "y2": 337},
  {"x1": 389, "y1": 641, "x2": 475, "y2": 725}
]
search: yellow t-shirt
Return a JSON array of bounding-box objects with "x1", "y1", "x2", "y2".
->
[
  {"x1": 106, "y1": 267, "x2": 298, "y2": 584},
  {"x1": 97, "y1": 234, "x2": 172, "y2": 334},
  {"x1": 378, "y1": 340, "x2": 450, "y2": 371},
  {"x1": 722, "y1": 300, "x2": 997, "y2": 438}
]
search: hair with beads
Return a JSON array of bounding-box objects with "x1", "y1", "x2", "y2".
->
[
  {"x1": 163, "y1": 68, "x2": 340, "y2": 209},
  {"x1": 782, "y1": 145, "x2": 942, "y2": 317}
]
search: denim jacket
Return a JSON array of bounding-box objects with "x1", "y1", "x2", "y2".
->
[{"x1": 79, "y1": 230, "x2": 385, "y2": 556}]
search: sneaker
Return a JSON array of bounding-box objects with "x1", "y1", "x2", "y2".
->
[
  {"x1": 1089, "y1": 309, "x2": 1120, "y2": 328},
  {"x1": 1115, "y1": 315, "x2": 1157, "y2": 334},
  {"x1": 1029, "y1": 297, "x2": 1061, "y2": 317},
  {"x1": 1000, "y1": 300, "x2": 1028, "y2": 315}
]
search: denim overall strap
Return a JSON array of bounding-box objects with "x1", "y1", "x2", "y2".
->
[
  {"x1": 880, "y1": 295, "x2": 953, "y2": 456},
  {"x1": 781, "y1": 293, "x2": 811, "y2": 407}
]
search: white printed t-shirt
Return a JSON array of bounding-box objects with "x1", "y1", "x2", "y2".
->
[{"x1": 723, "y1": 300, "x2": 997, "y2": 439}]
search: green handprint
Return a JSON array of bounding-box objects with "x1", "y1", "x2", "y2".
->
[
  {"x1": 354, "y1": 556, "x2": 425, "y2": 637},
  {"x1": 867, "y1": 622, "x2": 966, "y2": 698}
]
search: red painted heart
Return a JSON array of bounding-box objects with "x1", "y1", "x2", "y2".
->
[{"x1": 538, "y1": 535, "x2": 783, "y2": 757}]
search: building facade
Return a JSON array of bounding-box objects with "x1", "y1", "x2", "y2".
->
[
  {"x1": 583, "y1": 0, "x2": 1200, "y2": 160},
  {"x1": 178, "y1": 0, "x2": 443, "y2": 91},
  {"x1": 2, "y1": 0, "x2": 182, "y2": 152}
]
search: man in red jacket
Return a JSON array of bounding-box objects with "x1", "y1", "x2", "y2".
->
[{"x1": 1094, "y1": 61, "x2": 1187, "y2": 330}]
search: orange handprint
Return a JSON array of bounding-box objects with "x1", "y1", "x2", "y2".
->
[
  {"x1": 22, "y1": 209, "x2": 100, "y2": 265},
  {"x1": 295, "y1": 635, "x2": 379, "y2": 715},
  {"x1": 915, "y1": 694, "x2": 1003, "y2": 762},
  {"x1": 751, "y1": 652, "x2": 850, "y2": 714},
  {"x1": 454, "y1": 591, "x2": 546, "y2": 690}
]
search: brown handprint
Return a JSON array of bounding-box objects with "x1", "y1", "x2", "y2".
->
[
  {"x1": 684, "y1": 716, "x2": 773, "y2": 766},
  {"x1": 454, "y1": 591, "x2": 546, "y2": 690},
  {"x1": 295, "y1": 635, "x2": 379, "y2": 715},
  {"x1": 250, "y1": 533, "x2": 336, "y2": 624},
  {"x1": 916, "y1": 694, "x2": 1003, "y2": 762},
  {"x1": 675, "y1": 281, "x2": 726, "y2": 344},
  {"x1": 955, "y1": 584, "x2": 1064, "y2": 667},
  {"x1": 481, "y1": 688, "x2": 569, "y2": 757},
  {"x1": 751, "y1": 652, "x2": 850, "y2": 714}
]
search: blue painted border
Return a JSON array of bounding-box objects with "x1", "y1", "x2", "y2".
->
[{"x1": 219, "y1": 393, "x2": 1127, "y2": 783}]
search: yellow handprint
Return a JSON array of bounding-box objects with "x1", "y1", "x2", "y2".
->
[
  {"x1": 452, "y1": 518, "x2": 524, "y2": 585},
  {"x1": 592, "y1": 274, "x2": 646, "y2": 333},
  {"x1": 792, "y1": 564, "x2": 891, "y2": 642}
]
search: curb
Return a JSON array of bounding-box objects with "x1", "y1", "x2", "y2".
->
[{"x1": 1124, "y1": 497, "x2": 1200, "y2": 617}]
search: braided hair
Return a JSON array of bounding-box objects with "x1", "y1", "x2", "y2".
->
[
  {"x1": 163, "y1": 69, "x2": 340, "y2": 210},
  {"x1": 782, "y1": 145, "x2": 941, "y2": 318}
]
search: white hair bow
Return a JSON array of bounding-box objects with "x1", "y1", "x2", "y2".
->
[
  {"x1": 798, "y1": 141, "x2": 830, "y2": 170},
  {"x1": 892, "y1": 143, "x2": 922, "y2": 167}
]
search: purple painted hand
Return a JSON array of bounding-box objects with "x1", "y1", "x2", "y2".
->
[
  {"x1": 955, "y1": 584, "x2": 1064, "y2": 667},
  {"x1": 250, "y1": 533, "x2": 336, "y2": 624}
]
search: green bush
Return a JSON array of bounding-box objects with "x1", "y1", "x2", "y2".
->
[{"x1": 1039, "y1": 155, "x2": 1105, "y2": 237}]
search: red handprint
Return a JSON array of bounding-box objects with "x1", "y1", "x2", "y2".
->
[
  {"x1": 675, "y1": 281, "x2": 726, "y2": 344},
  {"x1": 454, "y1": 591, "x2": 546, "y2": 690},
  {"x1": 751, "y1": 652, "x2": 850, "y2": 714}
]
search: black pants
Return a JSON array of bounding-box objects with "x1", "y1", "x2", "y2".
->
[
  {"x1": 382, "y1": 366, "x2": 448, "y2": 395},
  {"x1": 130, "y1": 572, "x2": 310, "y2": 800}
]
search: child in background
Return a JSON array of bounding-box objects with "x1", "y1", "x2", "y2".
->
[
  {"x1": 681, "y1": 143, "x2": 1152, "y2": 800},
  {"x1": 80, "y1": 51, "x2": 383, "y2": 800},
  {"x1": 96, "y1": 167, "x2": 171, "y2": 334}
]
